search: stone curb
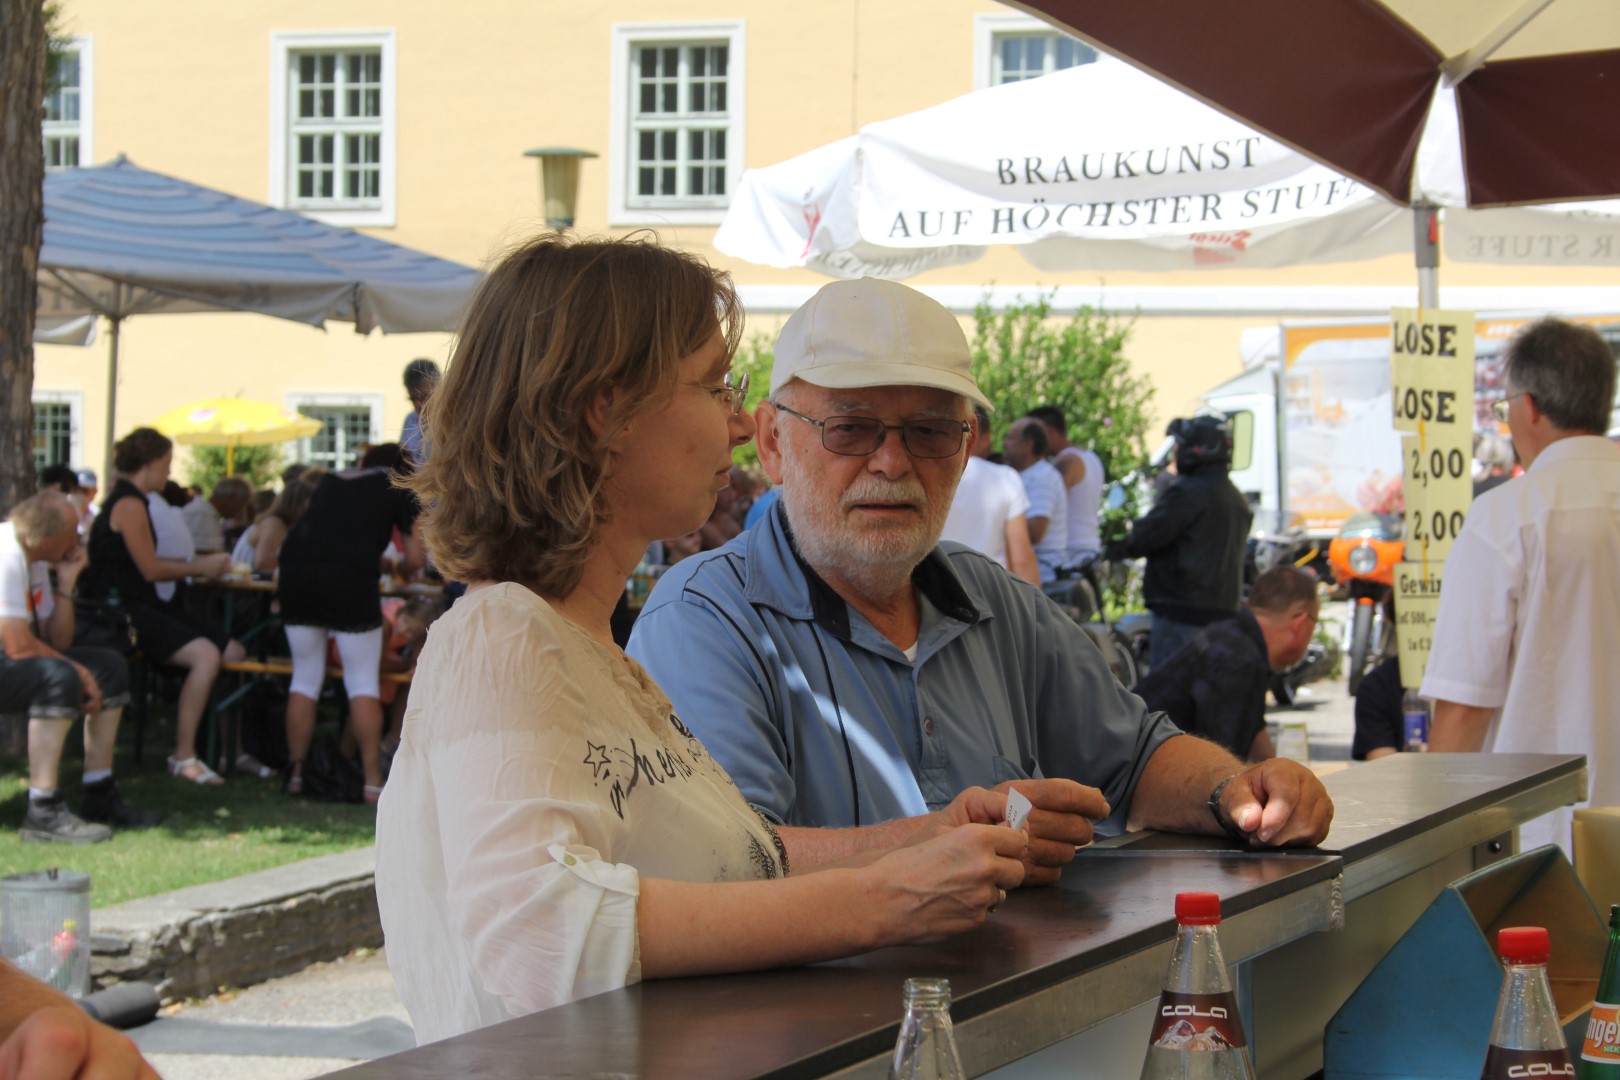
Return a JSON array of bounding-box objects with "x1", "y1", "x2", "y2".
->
[{"x1": 90, "y1": 847, "x2": 382, "y2": 1001}]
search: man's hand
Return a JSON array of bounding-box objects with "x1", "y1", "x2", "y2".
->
[
  {"x1": 1219, "y1": 759, "x2": 1334, "y2": 847},
  {"x1": 50, "y1": 544, "x2": 87, "y2": 593},
  {"x1": 72, "y1": 663, "x2": 101, "y2": 717},
  {"x1": 935, "y1": 780, "x2": 1109, "y2": 886},
  {"x1": 0, "y1": 1004, "x2": 159, "y2": 1080}
]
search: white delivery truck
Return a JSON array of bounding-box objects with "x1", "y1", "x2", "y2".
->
[{"x1": 1202, "y1": 315, "x2": 1620, "y2": 539}]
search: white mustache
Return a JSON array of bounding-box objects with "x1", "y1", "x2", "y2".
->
[{"x1": 841, "y1": 481, "x2": 927, "y2": 511}]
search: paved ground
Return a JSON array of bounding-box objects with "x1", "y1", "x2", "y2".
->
[
  {"x1": 126, "y1": 602, "x2": 1366, "y2": 1079},
  {"x1": 133, "y1": 948, "x2": 409, "y2": 1080}
]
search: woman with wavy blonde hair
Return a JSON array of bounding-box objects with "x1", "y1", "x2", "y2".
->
[{"x1": 375, "y1": 234, "x2": 1027, "y2": 1043}]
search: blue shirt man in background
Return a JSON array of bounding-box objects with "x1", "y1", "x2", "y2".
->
[
  {"x1": 628, "y1": 278, "x2": 1332, "y2": 879},
  {"x1": 400, "y1": 358, "x2": 440, "y2": 463}
]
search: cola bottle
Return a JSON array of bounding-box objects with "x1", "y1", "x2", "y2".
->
[
  {"x1": 1578, "y1": 905, "x2": 1620, "y2": 1079},
  {"x1": 1482, "y1": 926, "x2": 1575, "y2": 1078},
  {"x1": 1139, "y1": 892, "x2": 1258, "y2": 1080},
  {"x1": 889, "y1": 977, "x2": 965, "y2": 1080}
]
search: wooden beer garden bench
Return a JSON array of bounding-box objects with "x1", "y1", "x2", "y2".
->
[{"x1": 205, "y1": 659, "x2": 414, "y2": 776}]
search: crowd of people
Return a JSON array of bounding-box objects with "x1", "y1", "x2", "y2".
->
[
  {"x1": 5, "y1": 228, "x2": 1615, "y2": 1076},
  {"x1": 4, "y1": 367, "x2": 449, "y2": 846}
]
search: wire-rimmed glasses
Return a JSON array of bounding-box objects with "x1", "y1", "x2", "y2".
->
[{"x1": 773, "y1": 403, "x2": 970, "y2": 459}]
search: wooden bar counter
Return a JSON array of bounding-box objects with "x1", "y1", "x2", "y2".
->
[{"x1": 332, "y1": 753, "x2": 1584, "y2": 1080}]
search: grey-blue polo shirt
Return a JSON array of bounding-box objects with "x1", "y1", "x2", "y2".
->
[{"x1": 626, "y1": 503, "x2": 1181, "y2": 835}]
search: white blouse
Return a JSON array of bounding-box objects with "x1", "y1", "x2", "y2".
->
[{"x1": 374, "y1": 583, "x2": 786, "y2": 1045}]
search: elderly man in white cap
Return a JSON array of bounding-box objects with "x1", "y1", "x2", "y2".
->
[{"x1": 628, "y1": 279, "x2": 1332, "y2": 878}]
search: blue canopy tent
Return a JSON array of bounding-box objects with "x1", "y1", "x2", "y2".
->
[{"x1": 36, "y1": 156, "x2": 481, "y2": 476}]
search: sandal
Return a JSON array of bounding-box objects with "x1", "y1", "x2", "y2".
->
[
  {"x1": 168, "y1": 756, "x2": 225, "y2": 786},
  {"x1": 234, "y1": 753, "x2": 277, "y2": 780},
  {"x1": 284, "y1": 763, "x2": 304, "y2": 796},
  {"x1": 363, "y1": 784, "x2": 384, "y2": 805}
]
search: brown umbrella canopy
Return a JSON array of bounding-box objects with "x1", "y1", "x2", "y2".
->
[{"x1": 1009, "y1": 0, "x2": 1620, "y2": 208}]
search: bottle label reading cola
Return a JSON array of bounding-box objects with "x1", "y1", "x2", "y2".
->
[
  {"x1": 1583, "y1": 1000, "x2": 1620, "y2": 1067},
  {"x1": 1148, "y1": 990, "x2": 1247, "y2": 1051},
  {"x1": 1481, "y1": 1046, "x2": 1574, "y2": 1077}
]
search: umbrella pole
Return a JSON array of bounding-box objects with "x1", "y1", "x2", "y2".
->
[
  {"x1": 103, "y1": 314, "x2": 123, "y2": 481},
  {"x1": 1413, "y1": 202, "x2": 1440, "y2": 310}
]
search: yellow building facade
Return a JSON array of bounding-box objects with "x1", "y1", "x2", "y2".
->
[{"x1": 31, "y1": 0, "x2": 1619, "y2": 480}]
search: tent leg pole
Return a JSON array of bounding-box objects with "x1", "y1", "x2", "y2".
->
[
  {"x1": 104, "y1": 315, "x2": 122, "y2": 482},
  {"x1": 1413, "y1": 203, "x2": 1440, "y2": 310}
]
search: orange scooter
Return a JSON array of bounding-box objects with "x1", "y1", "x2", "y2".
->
[{"x1": 1327, "y1": 512, "x2": 1404, "y2": 695}]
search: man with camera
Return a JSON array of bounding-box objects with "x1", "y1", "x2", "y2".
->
[{"x1": 1106, "y1": 414, "x2": 1253, "y2": 671}]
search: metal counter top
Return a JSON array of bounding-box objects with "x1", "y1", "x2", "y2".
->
[{"x1": 331, "y1": 752, "x2": 1583, "y2": 1080}]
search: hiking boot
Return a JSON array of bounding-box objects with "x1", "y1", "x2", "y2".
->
[
  {"x1": 20, "y1": 796, "x2": 112, "y2": 844},
  {"x1": 79, "y1": 778, "x2": 163, "y2": 830}
]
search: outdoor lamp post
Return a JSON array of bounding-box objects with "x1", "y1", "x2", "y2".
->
[{"x1": 523, "y1": 147, "x2": 598, "y2": 228}]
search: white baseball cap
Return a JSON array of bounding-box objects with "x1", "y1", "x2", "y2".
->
[
  {"x1": 771, "y1": 278, "x2": 992, "y2": 412},
  {"x1": 75, "y1": 468, "x2": 98, "y2": 488}
]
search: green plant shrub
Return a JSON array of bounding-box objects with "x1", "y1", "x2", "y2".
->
[
  {"x1": 968, "y1": 289, "x2": 1154, "y2": 548},
  {"x1": 186, "y1": 444, "x2": 282, "y2": 493}
]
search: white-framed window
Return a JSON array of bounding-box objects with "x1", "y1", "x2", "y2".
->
[
  {"x1": 270, "y1": 30, "x2": 396, "y2": 227},
  {"x1": 972, "y1": 13, "x2": 1095, "y2": 90},
  {"x1": 610, "y1": 22, "x2": 746, "y2": 226},
  {"x1": 32, "y1": 391, "x2": 83, "y2": 472},
  {"x1": 286, "y1": 392, "x2": 383, "y2": 472},
  {"x1": 42, "y1": 37, "x2": 92, "y2": 170}
]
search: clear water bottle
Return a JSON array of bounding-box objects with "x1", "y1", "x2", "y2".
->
[
  {"x1": 1402, "y1": 688, "x2": 1430, "y2": 752},
  {"x1": 1140, "y1": 892, "x2": 1258, "y2": 1080},
  {"x1": 1482, "y1": 926, "x2": 1575, "y2": 1078},
  {"x1": 889, "y1": 977, "x2": 965, "y2": 1080}
]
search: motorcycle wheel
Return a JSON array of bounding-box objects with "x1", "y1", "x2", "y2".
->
[
  {"x1": 1110, "y1": 629, "x2": 1140, "y2": 690},
  {"x1": 1269, "y1": 672, "x2": 1297, "y2": 708},
  {"x1": 1348, "y1": 600, "x2": 1374, "y2": 696}
]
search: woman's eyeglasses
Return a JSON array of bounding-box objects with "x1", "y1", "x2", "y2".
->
[
  {"x1": 696, "y1": 372, "x2": 751, "y2": 416},
  {"x1": 773, "y1": 403, "x2": 970, "y2": 459}
]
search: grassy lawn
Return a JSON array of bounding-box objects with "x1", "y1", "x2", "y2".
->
[
  {"x1": 1, "y1": 715, "x2": 377, "y2": 907},
  {"x1": 1, "y1": 759, "x2": 377, "y2": 908}
]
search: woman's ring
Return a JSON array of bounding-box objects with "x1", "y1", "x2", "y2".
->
[{"x1": 989, "y1": 888, "x2": 1006, "y2": 913}]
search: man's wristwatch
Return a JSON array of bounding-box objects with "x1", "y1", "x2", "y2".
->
[{"x1": 1207, "y1": 773, "x2": 1251, "y2": 843}]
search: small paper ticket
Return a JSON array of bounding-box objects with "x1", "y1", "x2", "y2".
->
[{"x1": 1005, "y1": 788, "x2": 1033, "y2": 832}]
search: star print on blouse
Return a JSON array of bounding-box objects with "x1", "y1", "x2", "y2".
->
[{"x1": 583, "y1": 741, "x2": 612, "y2": 780}]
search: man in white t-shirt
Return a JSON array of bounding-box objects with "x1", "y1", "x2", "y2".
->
[
  {"x1": 1423, "y1": 317, "x2": 1620, "y2": 857},
  {"x1": 940, "y1": 406, "x2": 1040, "y2": 584},
  {"x1": 146, "y1": 487, "x2": 196, "y2": 603},
  {"x1": 0, "y1": 492, "x2": 157, "y2": 843},
  {"x1": 1027, "y1": 405, "x2": 1105, "y2": 563},
  {"x1": 1003, "y1": 417, "x2": 1068, "y2": 584}
]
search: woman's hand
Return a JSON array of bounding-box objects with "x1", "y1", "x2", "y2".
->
[
  {"x1": 193, "y1": 553, "x2": 232, "y2": 579},
  {"x1": 0, "y1": 1004, "x2": 159, "y2": 1080},
  {"x1": 860, "y1": 823, "x2": 1027, "y2": 946}
]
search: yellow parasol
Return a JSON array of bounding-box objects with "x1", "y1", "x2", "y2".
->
[{"x1": 150, "y1": 398, "x2": 323, "y2": 473}]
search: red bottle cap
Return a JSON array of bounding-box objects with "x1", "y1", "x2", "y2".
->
[
  {"x1": 1498, "y1": 926, "x2": 1550, "y2": 964},
  {"x1": 1175, "y1": 892, "x2": 1222, "y2": 925}
]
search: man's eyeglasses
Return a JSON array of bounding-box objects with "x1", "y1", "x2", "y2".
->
[
  {"x1": 695, "y1": 371, "x2": 750, "y2": 416},
  {"x1": 1490, "y1": 392, "x2": 1525, "y2": 422},
  {"x1": 773, "y1": 403, "x2": 971, "y2": 459}
]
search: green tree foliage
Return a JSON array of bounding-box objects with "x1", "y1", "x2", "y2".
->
[
  {"x1": 729, "y1": 331, "x2": 776, "y2": 472},
  {"x1": 186, "y1": 444, "x2": 282, "y2": 493},
  {"x1": 969, "y1": 290, "x2": 1154, "y2": 545}
]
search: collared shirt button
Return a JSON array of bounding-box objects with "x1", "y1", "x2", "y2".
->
[{"x1": 923, "y1": 717, "x2": 936, "y2": 736}]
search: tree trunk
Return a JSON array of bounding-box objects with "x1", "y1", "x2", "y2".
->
[{"x1": 0, "y1": 0, "x2": 45, "y2": 510}]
